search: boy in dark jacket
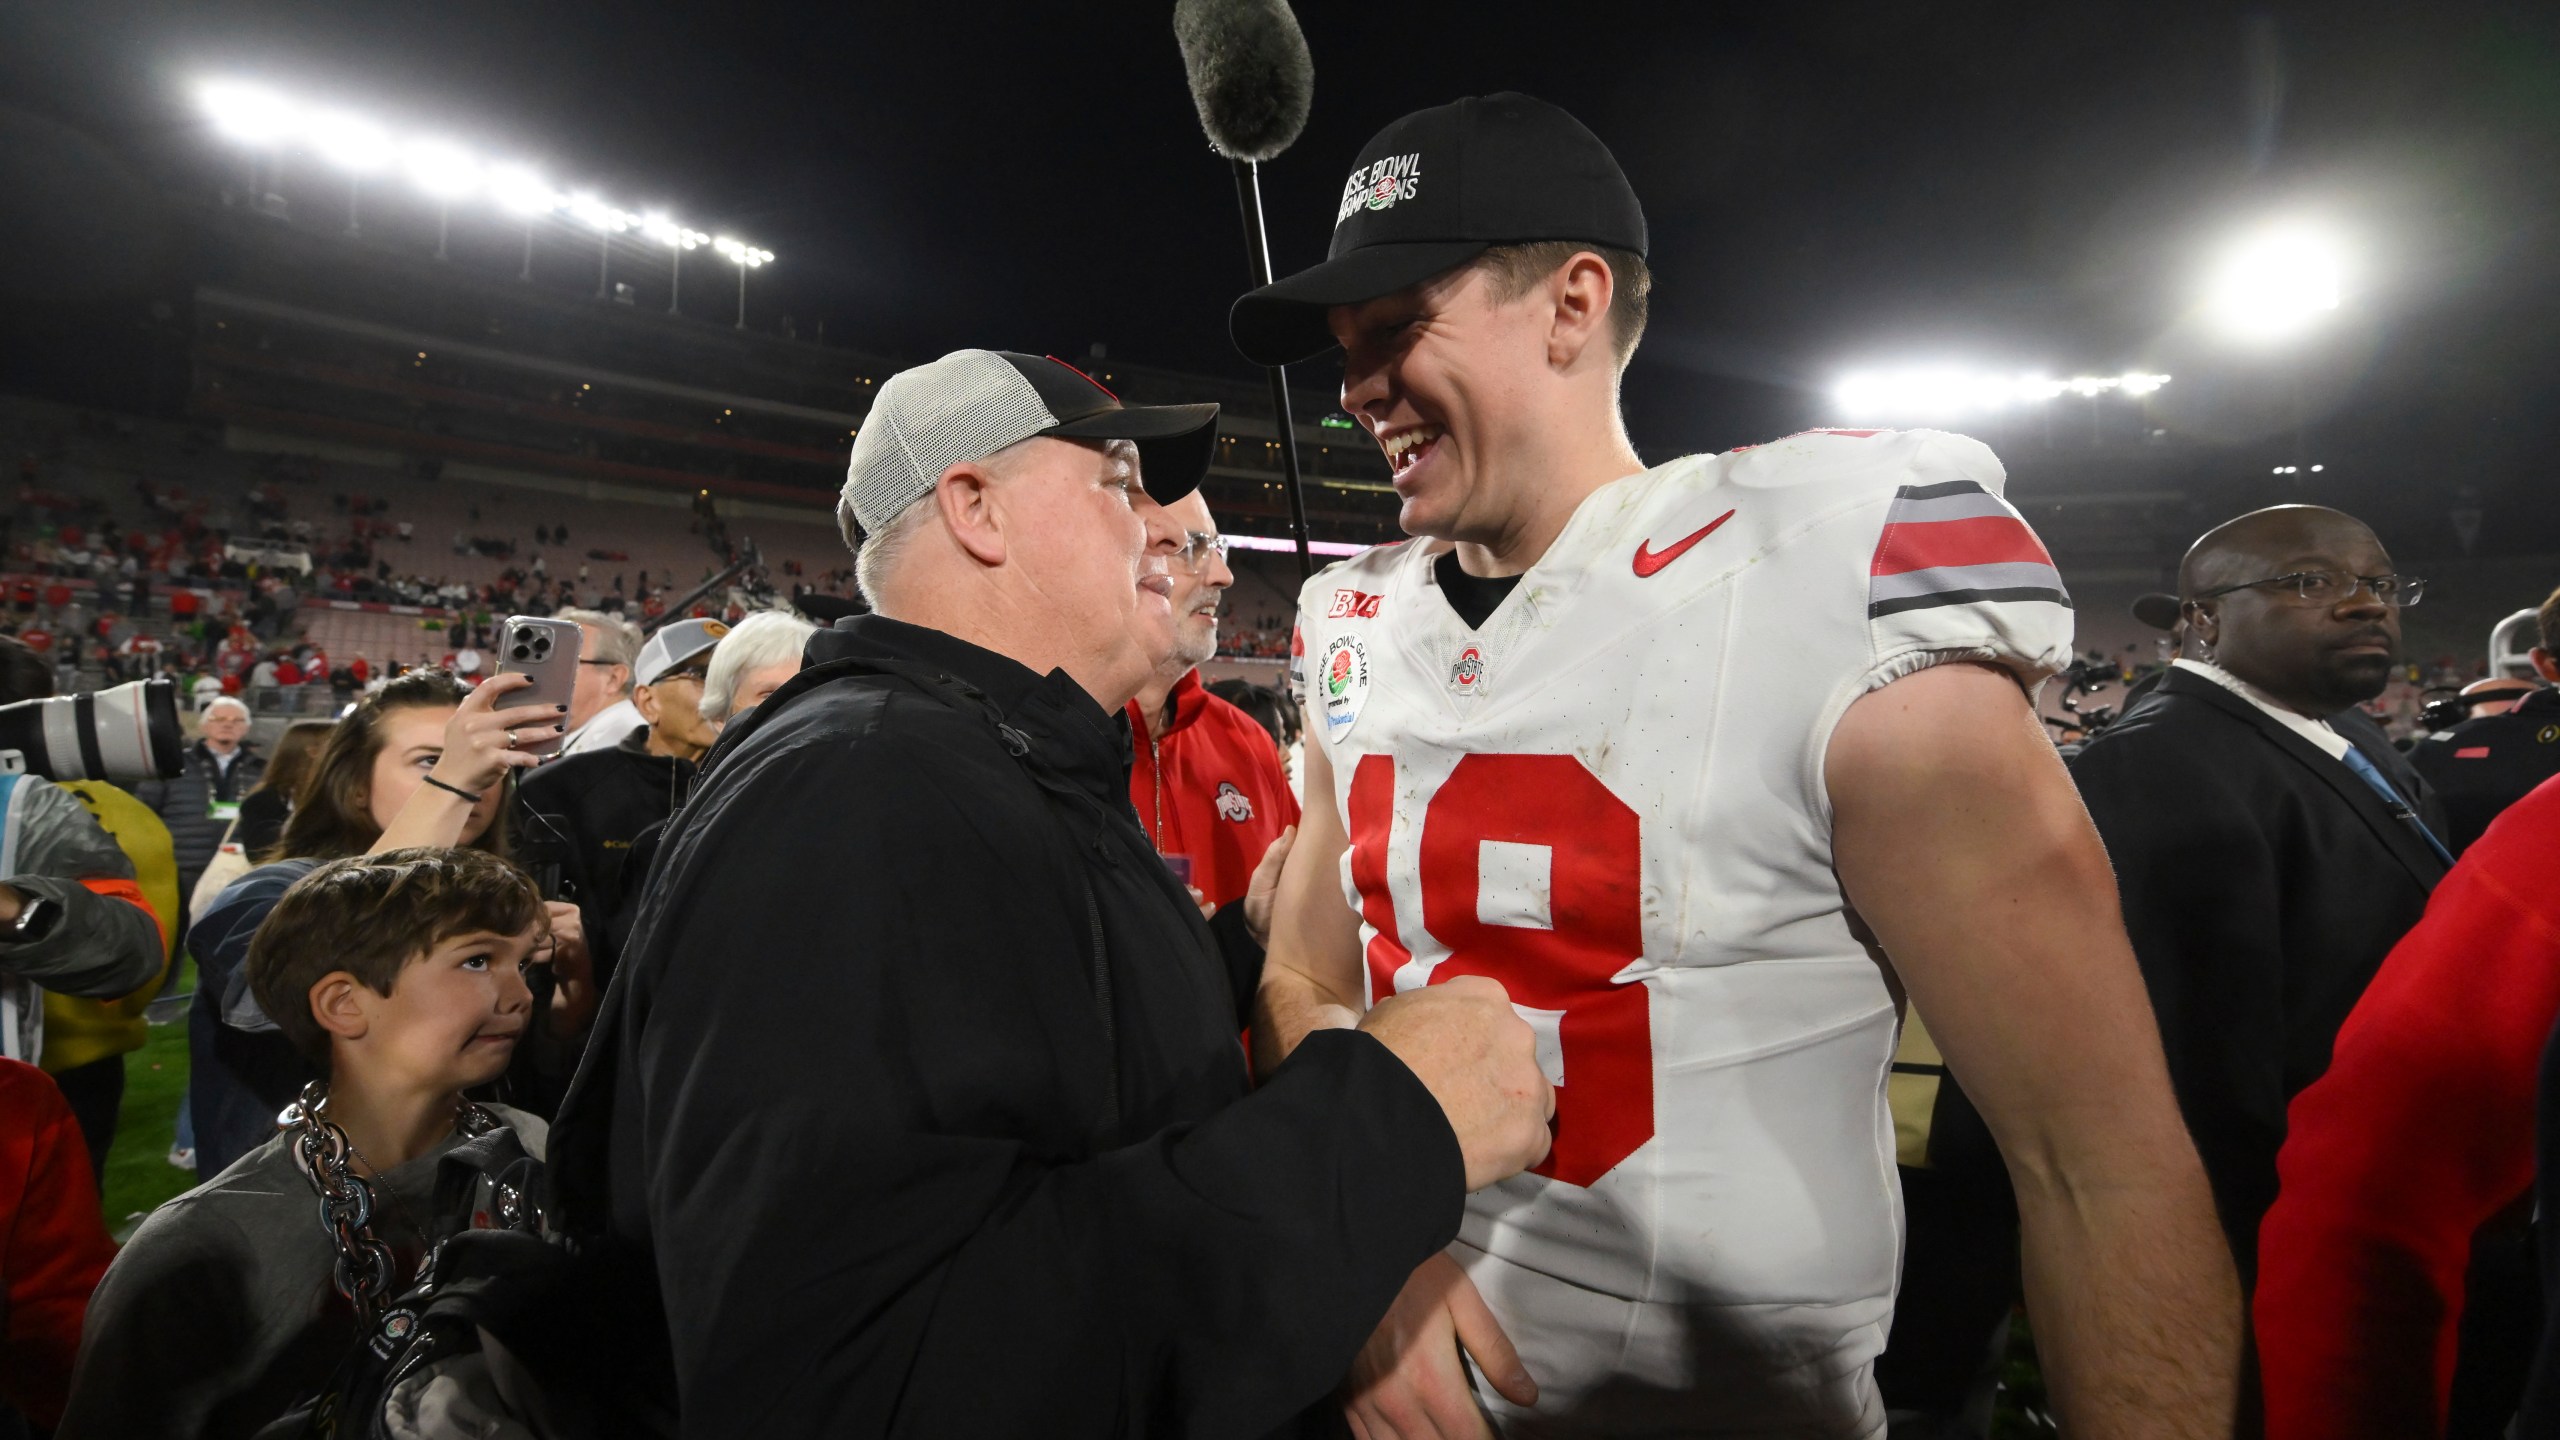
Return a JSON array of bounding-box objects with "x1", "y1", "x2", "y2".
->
[{"x1": 62, "y1": 849, "x2": 551, "y2": 1440}]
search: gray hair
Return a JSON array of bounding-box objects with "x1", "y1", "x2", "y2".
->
[
  {"x1": 699, "y1": 610, "x2": 817, "y2": 723},
  {"x1": 556, "y1": 608, "x2": 643, "y2": 694},
  {"x1": 852, "y1": 498, "x2": 936, "y2": 613},
  {"x1": 202, "y1": 695, "x2": 250, "y2": 720}
]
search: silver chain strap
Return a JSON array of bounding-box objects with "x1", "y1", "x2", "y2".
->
[{"x1": 279, "y1": 1080, "x2": 498, "y2": 1330}]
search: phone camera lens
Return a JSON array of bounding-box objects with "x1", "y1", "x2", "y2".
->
[{"x1": 511, "y1": 645, "x2": 532, "y2": 661}]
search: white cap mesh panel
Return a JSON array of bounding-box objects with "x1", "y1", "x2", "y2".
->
[{"x1": 842, "y1": 350, "x2": 1061, "y2": 535}]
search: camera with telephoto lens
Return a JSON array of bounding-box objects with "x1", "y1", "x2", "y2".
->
[{"x1": 0, "y1": 677, "x2": 186, "y2": 783}]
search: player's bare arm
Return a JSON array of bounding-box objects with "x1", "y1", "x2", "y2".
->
[
  {"x1": 1828, "y1": 660, "x2": 2242, "y2": 1439},
  {"x1": 1251, "y1": 705, "x2": 1366, "y2": 1078}
]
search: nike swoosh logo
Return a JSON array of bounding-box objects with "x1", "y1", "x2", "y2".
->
[{"x1": 1632, "y1": 509, "x2": 1737, "y2": 578}]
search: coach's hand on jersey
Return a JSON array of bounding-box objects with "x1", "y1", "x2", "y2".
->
[{"x1": 1360, "y1": 976, "x2": 1554, "y2": 1190}]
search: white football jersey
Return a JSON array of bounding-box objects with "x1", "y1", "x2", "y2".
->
[{"x1": 1292, "y1": 429, "x2": 2072, "y2": 1436}]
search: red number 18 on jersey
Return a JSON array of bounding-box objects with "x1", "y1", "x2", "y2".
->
[{"x1": 1346, "y1": 753, "x2": 1654, "y2": 1188}]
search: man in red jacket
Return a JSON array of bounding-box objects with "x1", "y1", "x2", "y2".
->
[
  {"x1": 1126, "y1": 493, "x2": 1299, "y2": 965},
  {"x1": 2256, "y1": 772, "x2": 2560, "y2": 1437},
  {"x1": 0, "y1": 1057, "x2": 115, "y2": 1430}
]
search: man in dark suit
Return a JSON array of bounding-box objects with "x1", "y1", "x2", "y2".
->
[{"x1": 2070, "y1": 505, "x2": 2451, "y2": 1288}]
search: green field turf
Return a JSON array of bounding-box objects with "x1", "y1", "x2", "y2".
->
[{"x1": 100, "y1": 1015, "x2": 199, "y2": 1238}]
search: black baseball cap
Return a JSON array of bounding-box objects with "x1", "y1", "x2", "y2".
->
[
  {"x1": 2131, "y1": 593, "x2": 2183, "y2": 631},
  {"x1": 1230, "y1": 93, "x2": 1648, "y2": 367}
]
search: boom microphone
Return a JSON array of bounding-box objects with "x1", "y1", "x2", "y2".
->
[
  {"x1": 1174, "y1": 0, "x2": 1314, "y2": 163},
  {"x1": 1173, "y1": 0, "x2": 1320, "y2": 578}
]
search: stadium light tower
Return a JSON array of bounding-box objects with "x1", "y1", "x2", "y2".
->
[
  {"x1": 403, "y1": 139, "x2": 481, "y2": 261},
  {"x1": 713, "y1": 237, "x2": 773, "y2": 329},
  {"x1": 642, "y1": 213, "x2": 708, "y2": 315},
  {"x1": 306, "y1": 111, "x2": 392, "y2": 236},
  {"x1": 199, "y1": 81, "x2": 297, "y2": 200},
  {"x1": 2204, "y1": 220, "x2": 2348, "y2": 341},
  {"x1": 488, "y1": 165, "x2": 559, "y2": 281},
  {"x1": 568, "y1": 193, "x2": 632, "y2": 299},
  {"x1": 1830, "y1": 367, "x2": 2171, "y2": 423}
]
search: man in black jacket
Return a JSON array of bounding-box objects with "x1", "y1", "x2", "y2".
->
[
  {"x1": 136, "y1": 695, "x2": 263, "y2": 917},
  {"x1": 2410, "y1": 583, "x2": 2560, "y2": 854},
  {"x1": 2070, "y1": 504, "x2": 2451, "y2": 1287},
  {"x1": 552, "y1": 350, "x2": 1553, "y2": 1438},
  {"x1": 515, "y1": 616, "x2": 723, "y2": 987}
]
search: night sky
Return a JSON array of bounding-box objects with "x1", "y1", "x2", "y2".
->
[{"x1": 2, "y1": 1, "x2": 2555, "y2": 536}]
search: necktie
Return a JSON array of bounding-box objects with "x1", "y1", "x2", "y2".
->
[{"x1": 2338, "y1": 745, "x2": 2457, "y2": 868}]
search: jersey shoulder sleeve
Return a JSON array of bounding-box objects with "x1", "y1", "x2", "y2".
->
[
  {"x1": 1853, "y1": 429, "x2": 2073, "y2": 690},
  {"x1": 1722, "y1": 428, "x2": 2074, "y2": 692}
]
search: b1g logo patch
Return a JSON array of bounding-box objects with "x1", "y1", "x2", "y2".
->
[
  {"x1": 1320, "y1": 633, "x2": 1371, "y2": 741},
  {"x1": 1215, "y1": 781, "x2": 1254, "y2": 823},
  {"x1": 1336, "y1": 152, "x2": 1423, "y2": 224},
  {"x1": 1448, "y1": 644, "x2": 1486, "y2": 700},
  {"x1": 1328, "y1": 588, "x2": 1382, "y2": 619}
]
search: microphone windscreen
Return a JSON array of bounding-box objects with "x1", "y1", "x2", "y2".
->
[{"x1": 1174, "y1": 0, "x2": 1314, "y2": 163}]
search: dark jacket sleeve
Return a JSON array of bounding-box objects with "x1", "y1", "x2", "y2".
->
[
  {"x1": 2072, "y1": 728, "x2": 2286, "y2": 1268},
  {"x1": 629, "y1": 735, "x2": 1461, "y2": 1438},
  {"x1": 3, "y1": 778, "x2": 163, "y2": 1000}
]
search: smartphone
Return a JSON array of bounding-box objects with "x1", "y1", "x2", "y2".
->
[{"x1": 494, "y1": 615, "x2": 583, "y2": 758}]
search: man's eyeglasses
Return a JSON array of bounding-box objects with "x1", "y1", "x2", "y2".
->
[
  {"x1": 654, "y1": 666, "x2": 710, "y2": 686},
  {"x1": 1172, "y1": 531, "x2": 1231, "y2": 575},
  {"x1": 576, "y1": 658, "x2": 626, "y2": 668},
  {"x1": 2193, "y1": 571, "x2": 2426, "y2": 608}
]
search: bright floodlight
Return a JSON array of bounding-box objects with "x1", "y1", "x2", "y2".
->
[
  {"x1": 487, "y1": 165, "x2": 559, "y2": 216},
  {"x1": 568, "y1": 192, "x2": 631, "y2": 232},
  {"x1": 200, "y1": 82, "x2": 297, "y2": 144},
  {"x1": 2206, "y1": 222, "x2": 2347, "y2": 340},
  {"x1": 713, "y1": 236, "x2": 773, "y2": 268},
  {"x1": 403, "y1": 139, "x2": 481, "y2": 199},
  {"x1": 1833, "y1": 367, "x2": 2170, "y2": 421},
  {"x1": 307, "y1": 112, "x2": 392, "y2": 173},
  {"x1": 641, "y1": 213, "x2": 706, "y2": 249}
]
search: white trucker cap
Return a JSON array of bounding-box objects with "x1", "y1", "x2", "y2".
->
[{"x1": 841, "y1": 349, "x2": 1219, "y2": 536}]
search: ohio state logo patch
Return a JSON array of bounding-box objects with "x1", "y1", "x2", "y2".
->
[
  {"x1": 1215, "y1": 781, "x2": 1254, "y2": 823},
  {"x1": 1448, "y1": 645, "x2": 1485, "y2": 699}
]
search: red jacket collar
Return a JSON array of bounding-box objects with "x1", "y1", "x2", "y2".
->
[{"x1": 1126, "y1": 668, "x2": 1208, "y2": 745}]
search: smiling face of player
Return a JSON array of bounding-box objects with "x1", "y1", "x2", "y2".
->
[{"x1": 1330, "y1": 262, "x2": 1566, "y2": 550}]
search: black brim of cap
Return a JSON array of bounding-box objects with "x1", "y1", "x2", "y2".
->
[
  {"x1": 1229, "y1": 240, "x2": 1493, "y2": 367},
  {"x1": 1045, "y1": 401, "x2": 1220, "y2": 504},
  {"x1": 2130, "y1": 592, "x2": 2183, "y2": 631}
]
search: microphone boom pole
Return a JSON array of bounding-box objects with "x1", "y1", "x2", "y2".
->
[{"x1": 1228, "y1": 158, "x2": 1316, "y2": 581}]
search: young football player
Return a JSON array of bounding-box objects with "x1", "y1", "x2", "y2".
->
[{"x1": 1237, "y1": 93, "x2": 2239, "y2": 1438}]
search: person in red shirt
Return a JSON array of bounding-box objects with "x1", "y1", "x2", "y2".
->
[
  {"x1": 0, "y1": 1058, "x2": 116, "y2": 1429},
  {"x1": 1124, "y1": 495, "x2": 1297, "y2": 959},
  {"x1": 2255, "y1": 773, "x2": 2560, "y2": 1438}
]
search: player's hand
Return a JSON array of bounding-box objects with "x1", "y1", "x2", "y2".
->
[
  {"x1": 538, "y1": 901, "x2": 597, "y2": 1038},
  {"x1": 1244, "y1": 824, "x2": 1296, "y2": 948},
  {"x1": 1360, "y1": 976, "x2": 1553, "y2": 1190},
  {"x1": 1344, "y1": 1251, "x2": 1536, "y2": 1440},
  {"x1": 430, "y1": 672, "x2": 565, "y2": 793}
]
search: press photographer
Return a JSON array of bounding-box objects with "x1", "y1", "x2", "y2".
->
[{"x1": 0, "y1": 636, "x2": 175, "y2": 1183}]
